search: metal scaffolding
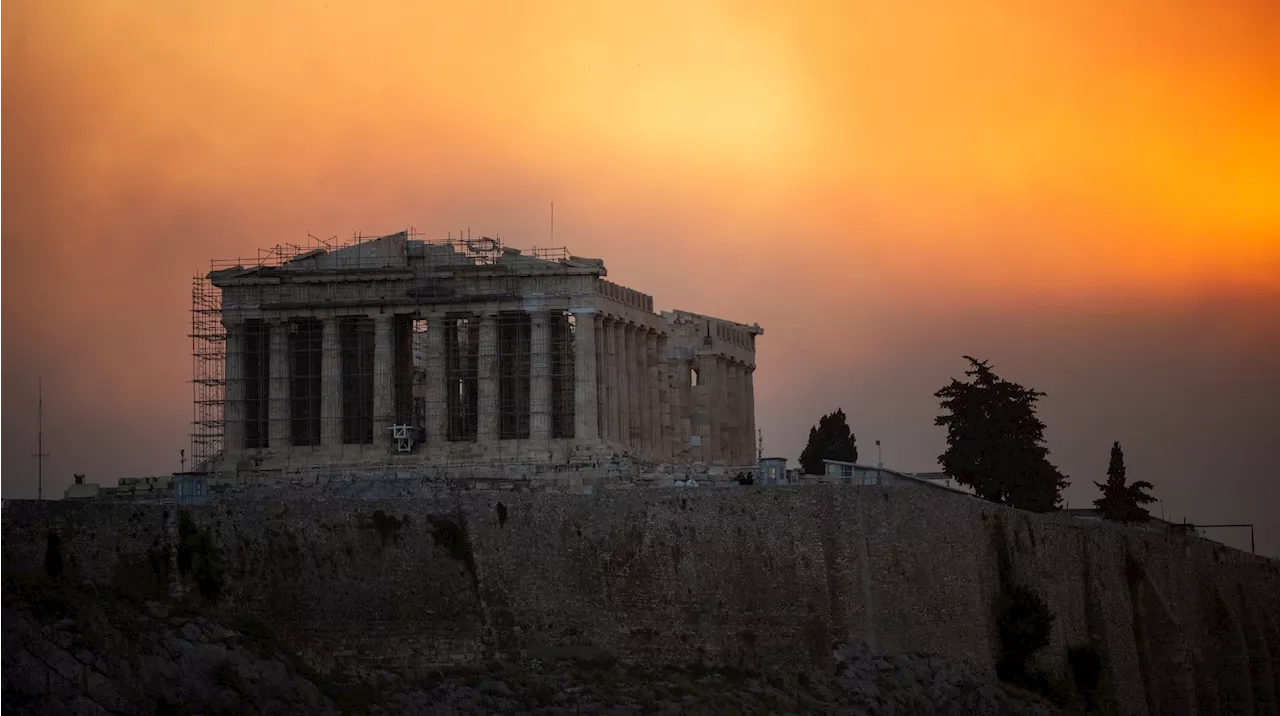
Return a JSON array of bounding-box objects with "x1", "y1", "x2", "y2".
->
[{"x1": 189, "y1": 274, "x2": 225, "y2": 471}]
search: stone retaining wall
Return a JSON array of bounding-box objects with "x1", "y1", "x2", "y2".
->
[{"x1": 5, "y1": 487, "x2": 1279, "y2": 716}]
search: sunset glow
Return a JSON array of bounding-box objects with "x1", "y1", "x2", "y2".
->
[{"x1": 4, "y1": 0, "x2": 1279, "y2": 553}]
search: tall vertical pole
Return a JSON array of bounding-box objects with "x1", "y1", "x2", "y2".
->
[
  {"x1": 32, "y1": 378, "x2": 49, "y2": 500},
  {"x1": 876, "y1": 439, "x2": 882, "y2": 468},
  {"x1": 38, "y1": 379, "x2": 44, "y2": 499}
]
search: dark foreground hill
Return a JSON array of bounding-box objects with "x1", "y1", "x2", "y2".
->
[{"x1": 3, "y1": 577, "x2": 1074, "y2": 716}]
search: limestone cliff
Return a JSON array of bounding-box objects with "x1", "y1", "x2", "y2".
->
[
  {"x1": 3, "y1": 578, "x2": 1073, "y2": 715},
  {"x1": 4, "y1": 487, "x2": 1278, "y2": 715}
]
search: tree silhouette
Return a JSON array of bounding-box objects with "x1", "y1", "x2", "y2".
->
[
  {"x1": 799, "y1": 408, "x2": 858, "y2": 474},
  {"x1": 935, "y1": 357, "x2": 1068, "y2": 512},
  {"x1": 1093, "y1": 441, "x2": 1156, "y2": 523}
]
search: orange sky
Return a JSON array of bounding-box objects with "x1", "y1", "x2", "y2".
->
[{"x1": 4, "y1": 1, "x2": 1279, "y2": 553}]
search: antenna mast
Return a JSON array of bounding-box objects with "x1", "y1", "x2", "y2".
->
[{"x1": 31, "y1": 378, "x2": 49, "y2": 500}]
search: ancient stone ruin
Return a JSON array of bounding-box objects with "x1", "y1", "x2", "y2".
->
[{"x1": 192, "y1": 231, "x2": 762, "y2": 479}]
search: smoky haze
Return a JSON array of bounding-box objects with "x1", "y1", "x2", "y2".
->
[{"x1": 4, "y1": 0, "x2": 1278, "y2": 556}]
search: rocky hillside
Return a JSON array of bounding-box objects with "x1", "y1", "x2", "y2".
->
[
  {"x1": 2, "y1": 576, "x2": 334, "y2": 716},
  {"x1": 3, "y1": 577, "x2": 1078, "y2": 716}
]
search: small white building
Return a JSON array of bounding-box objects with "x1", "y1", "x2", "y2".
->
[
  {"x1": 757, "y1": 457, "x2": 788, "y2": 486},
  {"x1": 63, "y1": 474, "x2": 101, "y2": 500},
  {"x1": 820, "y1": 460, "x2": 975, "y2": 496},
  {"x1": 174, "y1": 473, "x2": 210, "y2": 505},
  {"x1": 904, "y1": 471, "x2": 976, "y2": 496}
]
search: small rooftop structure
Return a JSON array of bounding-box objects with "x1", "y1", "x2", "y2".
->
[
  {"x1": 758, "y1": 457, "x2": 788, "y2": 486},
  {"x1": 63, "y1": 474, "x2": 101, "y2": 500},
  {"x1": 174, "y1": 473, "x2": 209, "y2": 505}
]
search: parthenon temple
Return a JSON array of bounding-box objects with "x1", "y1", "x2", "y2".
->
[{"x1": 194, "y1": 231, "x2": 762, "y2": 474}]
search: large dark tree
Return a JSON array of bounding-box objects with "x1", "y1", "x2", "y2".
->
[
  {"x1": 935, "y1": 357, "x2": 1068, "y2": 512},
  {"x1": 799, "y1": 408, "x2": 858, "y2": 475},
  {"x1": 1093, "y1": 441, "x2": 1156, "y2": 523}
]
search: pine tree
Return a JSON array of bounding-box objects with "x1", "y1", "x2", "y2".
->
[
  {"x1": 1093, "y1": 441, "x2": 1156, "y2": 523},
  {"x1": 798, "y1": 409, "x2": 858, "y2": 474},
  {"x1": 935, "y1": 357, "x2": 1068, "y2": 512}
]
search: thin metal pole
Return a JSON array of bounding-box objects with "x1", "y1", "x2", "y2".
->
[
  {"x1": 38, "y1": 379, "x2": 43, "y2": 499},
  {"x1": 31, "y1": 378, "x2": 49, "y2": 500}
]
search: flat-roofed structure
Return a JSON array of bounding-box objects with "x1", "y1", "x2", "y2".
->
[
  {"x1": 192, "y1": 231, "x2": 762, "y2": 474},
  {"x1": 819, "y1": 459, "x2": 976, "y2": 496}
]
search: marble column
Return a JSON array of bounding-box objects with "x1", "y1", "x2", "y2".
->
[
  {"x1": 617, "y1": 322, "x2": 632, "y2": 449},
  {"x1": 223, "y1": 321, "x2": 246, "y2": 457},
  {"x1": 731, "y1": 363, "x2": 743, "y2": 463},
  {"x1": 638, "y1": 327, "x2": 649, "y2": 450},
  {"x1": 373, "y1": 314, "x2": 396, "y2": 449},
  {"x1": 572, "y1": 308, "x2": 599, "y2": 441},
  {"x1": 645, "y1": 330, "x2": 659, "y2": 457},
  {"x1": 636, "y1": 329, "x2": 650, "y2": 453},
  {"x1": 321, "y1": 317, "x2": 342, "y2": 446},
  {"x1": 695, "y1": 353, "x2": 716, "y2": 463},
  {"x1": 737, "y1": 363, "x2": 747, "y2": 466},
  {"x1": 529, "y1": 310, "x2": 552, "y2": 441},
  {"x1": 477, "y1": 313, "x2": 499, "y2": 443},
  {"x1": 627, "y1": 325, "x2": 642, "y2": 448},
  {"x1": 607, "y1": 319, "x2": 621, "y2": 444},
  {"x1": 701, "y1": 353, "x2": 711, "y2": 466},
  {"x1": 726, "y1": 359, "x2": 737, "y2": 464},
  {"x1": 721, "y1": 356, "x2": 732, "y2": 461},
  {"x1": 743, "y1": 364, "x2": 756, "y2": 462},
  {"x1": 721, "y1": 358, "x2": 733, "y2": 464},
  {"x1": 268, "y1": 319, "x2": 290, "y2": 449},
  {"x1": 423, "y1": 315, "x2": 447, "y2": 447},
  {"x1": 746, "y1": 364, "x2": 756, "y2": 462},
  {"x1": 675, "y1": 359, "x2": 691, "y2": 460},
  {"x1": 729, "y1": 361, "x2": 742, "y2": 464},
  {"x1": 719, "y1": 357, "x2": 732, "y2": 464},
  {"x1": 594, "y1": 315, "x2": 607, "y2": 441},
  {"x1": 657, "y1": 334, "x2": 671, "y2": 460},
  {"x1": 600, "y1": 318, "x2": 614, "y2": 443},
  {"x1": 721, "y1": 359, "x2": 733, "y2": 464}
]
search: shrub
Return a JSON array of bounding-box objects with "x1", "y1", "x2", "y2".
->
[
  {"x1": 368, "y1": 510, "x2": 405, "y2": 547},
  {"x1": 4, "y1": 574, "x2": 76, "y2": 621},
  {"x1": 177, "y1": 511, "x2": 224, "y2": 602},
  {"x1": 230, "y1": 616, "x2": 279, "y2": 655},
  {"x1": 211, "y1": 661, "x2": 243, "y2": 692},
  {"x1": 996, "y1": 583, "x2": 1055, "y2": 680},
  {"x1": 44, "y1": 533, "x2": 64, "y2": 577},
  {"x1": 428, "y1": 517, "x2": 474, "y2": 568},
  {"x1": 1068, "y1": 644, "x2": 1104, "y2": 708}
]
